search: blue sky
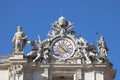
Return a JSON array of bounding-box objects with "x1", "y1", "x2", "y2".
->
[{"x1": 0, "y1": 0, "x2": 120, "y2": 79}]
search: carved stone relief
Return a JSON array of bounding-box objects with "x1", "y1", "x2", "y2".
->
[
  {"x1": 10, "y1": 17, "x2": 110, "y2": 65},
  {"x1": 9, "y1": 64, "x2": 23, "y2": 80}
]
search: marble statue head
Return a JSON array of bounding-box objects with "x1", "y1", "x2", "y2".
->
[
  {"x1": 17, "y1": 26, "x2": 22, "y2": 31},
  {"x1": 100, "y1": 36, "x2": 104, "y2": 41}
]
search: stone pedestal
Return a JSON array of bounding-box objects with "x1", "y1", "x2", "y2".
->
[
  {"x1": 9, "y1": 52, "x2": 26, "y2": 63},
  {"x1": 8, "y1": 52, "x2": 26, "y2": 80},
  {"x1": 9, "y1": 52, "x2": 24, "y2": 59}
]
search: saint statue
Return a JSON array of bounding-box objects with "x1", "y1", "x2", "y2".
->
[
  {"x1": 12, "y1": 26, "x2": 27, "y2": 52},
  {"x1": 97, "y1": 36, "x2": 109, "y2": 59}
]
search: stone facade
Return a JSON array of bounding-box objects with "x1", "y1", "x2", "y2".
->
[{"x1": 0, "y1": 17, "x2": 116, "y2": 80}]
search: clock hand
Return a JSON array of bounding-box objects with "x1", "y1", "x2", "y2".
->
[{"x1": 60, "y1": 46, "x2": 67, "y2": 52}]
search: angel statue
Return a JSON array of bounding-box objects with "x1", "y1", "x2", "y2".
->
[{"x1": 27, "y1": 35, "x2": 43, "y2": 62}]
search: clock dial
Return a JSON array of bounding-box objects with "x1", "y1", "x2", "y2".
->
[{"x1": 52, "y1": 38, "x2": 74, "y2": 59}]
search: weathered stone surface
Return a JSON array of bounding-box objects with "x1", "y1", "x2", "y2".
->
[{"x1": 0, "y1": 16, "x2": 116, "y2": 80}]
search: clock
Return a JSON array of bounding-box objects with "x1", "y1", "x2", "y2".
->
[{"x1": 51, "y1": 37, "x2": 75, "y2": 59}]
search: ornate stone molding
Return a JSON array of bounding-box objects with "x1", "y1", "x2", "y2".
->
[{"x1": 23, "y1": 16, "x2": 110, "y2": 65}]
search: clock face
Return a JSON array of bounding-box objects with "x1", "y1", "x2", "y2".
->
[{"x1": 52, "y1": 38, "x2": 74, "y2": 59}]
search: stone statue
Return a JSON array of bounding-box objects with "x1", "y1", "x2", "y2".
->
[
  {"x1": 86, "y1": 43, "x2": 102, "y2": 63},
  {"x1": 27, "y1": 35, "x2": 44, "y2": 62},
  {"x1": 50, "y1": 16, "x2": 73, "y2": 37},
  {"x1": 75, "y1": 36, "x2": 92, "y2": 64},
  {"x1": 27, "y1": 35, "x2": 50, "y2": 63},
  {"x1": 76, "y1": 36, "x2": 88, "y2": 47},
  {"x1": 12, "y1": 26, "x2": 27, "y2": 52},
  {"x1": 76, "y1": 38, "x2": 102, "y2": 64},
  {"x1": 27, "y1": 40, "x2": 41, "y2": 62},
  {"x1": 42, "y1": 38, "x2": 51, "y2": 60},
  {"x1": 97, "y1": 36, "x2": 109, "y2": 60}
]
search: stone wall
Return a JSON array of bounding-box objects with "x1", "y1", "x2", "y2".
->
[{"x1": 0, "y1": 70, "x2": 9, "y2": 80}]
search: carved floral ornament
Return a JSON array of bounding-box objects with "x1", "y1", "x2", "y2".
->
[{"x1": 12, "y1": 16, "x2": 110, "y2": 64}]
